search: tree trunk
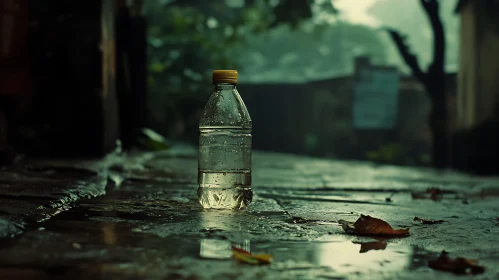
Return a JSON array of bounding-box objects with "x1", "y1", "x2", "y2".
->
[
  {"x1": 387, "y1": 0, "x2": 447, "y2": 169},
  {"x1": 429, "y1": 97, "x2": 448, "y2": 169}
]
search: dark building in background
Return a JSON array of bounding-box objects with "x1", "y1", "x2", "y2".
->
[
  {"x1": 0, "y1": 0, "x2": 147, "y2": 158},
  {"x1": 0, "y1": 0, "x2": 31, "y2": 162},
  {"x1": 115, "y1": 0, "x2": 148, "y2": 149},
  {"x1": 238, "y1": 83, "x2": 311, "y2": 156},
  {"x1": 26, "y1": 0, "x2": 120, "y2": 157},
  {"x1": 240, "y1": 56, "x2": 457, "y2": 166}
]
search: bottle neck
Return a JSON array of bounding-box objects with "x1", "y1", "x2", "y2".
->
[{"x1": 214, "y1": 83, "x2": 236, "y2": 90}]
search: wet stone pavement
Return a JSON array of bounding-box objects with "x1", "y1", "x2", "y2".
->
[{"x1": 0, "y1": 147, "x2": 498, "y2": 279}]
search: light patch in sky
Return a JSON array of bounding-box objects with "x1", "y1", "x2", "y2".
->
[{"x1": 333, "y1": 0, "x2": 380, "y2": 27}]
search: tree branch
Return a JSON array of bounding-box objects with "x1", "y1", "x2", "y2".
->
[
  {"x1": 420, "y1": 0, "x2": 445, "y2": 74},
  {"x1": 385, "y1": 28, "x2": 426, "y2": 84}
]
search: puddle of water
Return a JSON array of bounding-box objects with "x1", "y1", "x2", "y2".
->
[
  {"x1": 4, "y1": 203, "x2": 438, "y2": 279},
  {"x1": 255, "y1": 240, "x2": 423, "y2": 274},
  {"x1": 353, "y1": 240, "x2": 387, "y2": 253},
  {"x1": 6, "y1": 173, "x2": 437, "y2": 278},
  {"x1": 193, "y1": 237, "x2": 430, "y2": 275},
  {"x1": 199, "y1": 239, "x2": 250, "y2": 260},
  {"x1": 199, "y1": 239, "x2": 233, "y2": 259},
  {"x1": 250, "y1": 211, "x2": 293, "y2": 223}
]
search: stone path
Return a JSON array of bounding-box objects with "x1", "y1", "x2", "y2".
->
[{"x1": 0, "y1": 147, "x2": 498, "y2": 279}]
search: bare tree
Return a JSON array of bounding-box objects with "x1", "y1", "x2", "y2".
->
[{"x1": 386, "y1": 0, "x2": 447, "y2": 168}]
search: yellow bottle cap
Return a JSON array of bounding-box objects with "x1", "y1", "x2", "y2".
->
[{"x1": 212, "y1": 70, "x2": 238, "y2": 84}]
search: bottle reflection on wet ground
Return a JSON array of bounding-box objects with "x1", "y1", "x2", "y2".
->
[{"x1": 197, "y1": 70, "x2": 253, "y2": 209}]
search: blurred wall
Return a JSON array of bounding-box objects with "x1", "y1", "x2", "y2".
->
[
  {"x1": 239, "y1": 57, "x2": 457, "y2": 165},
  {"x1": 456, "y1": 0, "x2": 499, "y2": 129},
  {"x1": 453, "y1": 0, "x2": 499, "y2": 174}
]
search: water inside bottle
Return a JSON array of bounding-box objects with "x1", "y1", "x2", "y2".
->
[
  {"x1": 198, "y1": 127, "x2": 252, "y2": 209},
  {"x1": 197, "y1": 171, "x2": 252, "y2": 209}
]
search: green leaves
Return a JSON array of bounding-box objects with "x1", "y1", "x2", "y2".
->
[{"x1": 136, "y1": 128, "x2": 171, "y2": 151}]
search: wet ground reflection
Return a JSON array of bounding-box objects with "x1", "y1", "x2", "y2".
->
[
  {"x1": 193, "y1": 224, "x2": 433, "y2": 278},
  {"x1": 199, "y1": 239, "x2": 233, "y2": 259},
  {"x1": 199, "y1": 239, "x2": 250, "y2": 260},
  {"x1": 0, "y1": 171, "x2": 443, "y2": 279},
  {"x1": 266, "y1": 240, "x2": 413, "y2": 274},
  {"x1": 354, "y1": 240, "x2": 388, "y2": 253},
  {"x1": 196, "y1": 237, "x2": 421, "y2": 274},
  {"x1": 7, "y1": 201, "x2": 432, "y2": 278}
]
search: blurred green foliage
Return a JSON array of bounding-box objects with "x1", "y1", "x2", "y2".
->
[
  {"x1": 144, "y1": 0, "x2": 338, "y2": 141},
  {"x1": 238, "y1": 21, "x2": 387, "y2": 82},
  {"x1": 367, "y1": 143, "x2": 430, "y2": 166},
  {"x1": 136, "y1": 128, "x2": 172, "y2": 151},
  {"x1": 143, "y1": 1, "x2": 429, "y2": 167},
  {"x1": 367, "y1": 143, "x2": 404, "y2": 164},
  {"x1": 144, "y1": 0, "x2": 391, "y2": 156}
]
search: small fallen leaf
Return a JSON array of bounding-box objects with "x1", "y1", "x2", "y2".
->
[
  {"x1": 427, "y1": 187, "x2": 442, "y2": 195},
  {"x1": 232, "y1": 246, "x2": 272, "y2": 265},
  {"x1": 428, "y1": 251, "x2": 485, "y2": 275},
  {"x1": 411, "y1": 187, "x2": 443, "y2": 201},
  {"x1": 413, "y1": 216, "x2": 445, "y2": 224},
  {"x1": 339, "y1": 215, "x2": 409, "y2": 236},
  {"x1": 136, "y1": 128, "x2": 171, "y2": 151},
  {"x1": 292, "y1": 216, "x2": 308, "y2": 224}
]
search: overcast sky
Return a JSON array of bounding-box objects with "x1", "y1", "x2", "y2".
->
[{"x1": 333, "y1": 0, "x2": 379, "y2": 27}]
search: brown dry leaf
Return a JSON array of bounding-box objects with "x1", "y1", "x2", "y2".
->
[
  {"x1": 413, "y1": 216, "x2": 445, "y2": 224},
  {"x1": 411, "y1": 187, "x2": 443, "y2": 201},
  {"x1": 339, "y1": 215, "x2": 409, "y2": 236},
  {"x1": 428, "y1": 251, "x2": 485, "y2": 275},
  {"x1": 232, "y1": 246, "x2": 272, "y2": 265}
]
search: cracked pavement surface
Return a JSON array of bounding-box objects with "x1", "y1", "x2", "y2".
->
[{"x1": 0, "y1": 147, "x2": 498, "y2": 279}]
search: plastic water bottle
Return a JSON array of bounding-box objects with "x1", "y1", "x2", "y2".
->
[{"x1": 198, "y1": 70, "x2": 253, "y2": 209}]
